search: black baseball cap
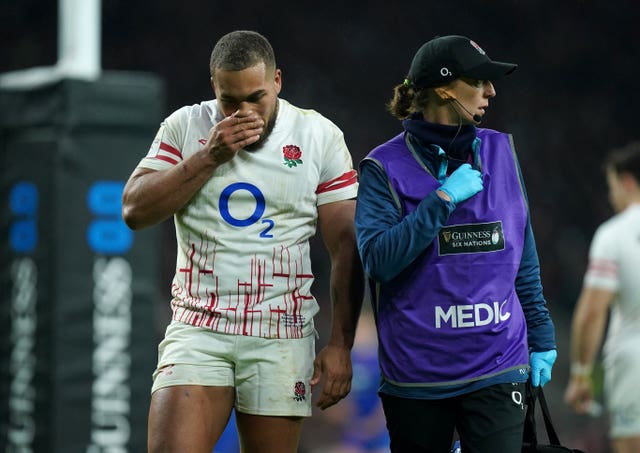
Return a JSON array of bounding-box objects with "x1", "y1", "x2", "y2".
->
[{"x1": 406, "y1": 35, "x2": 517, "y2": 89}]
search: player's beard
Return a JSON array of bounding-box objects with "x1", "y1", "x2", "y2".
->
[{"x1": 244, "y1": 101, "x2": 278, "y2": 152}]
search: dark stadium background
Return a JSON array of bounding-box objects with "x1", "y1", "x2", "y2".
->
[{"x1": 4, "y1": 1, "x2": 639, "y2": 451}]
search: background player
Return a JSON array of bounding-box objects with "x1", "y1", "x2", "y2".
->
[{"x1": 564, "y1": 141, "x2": 640, "y2": 453}]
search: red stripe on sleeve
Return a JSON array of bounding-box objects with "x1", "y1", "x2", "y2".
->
[
  {"x1": 316, "y1": 170, "x2": 358, "y2": 194},
  {"x1": 156, "y1": 154, "x2": 179, "y2": 165},
  {"x1": 159, "y1": 142, "x2": 182, "y2": 158},
  {"x1": 587, "y1": 259, "x2": 618, "y2": 277}
]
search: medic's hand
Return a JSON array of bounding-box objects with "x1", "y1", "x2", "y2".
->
[
  {"x1": 437, "y1": 163, "x2": 483, "y2": 204},
  {"x1": 530, "y1": 349, "x2": 557, "y2": 387}
]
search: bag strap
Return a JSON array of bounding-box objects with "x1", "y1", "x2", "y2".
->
[
  {"x1": 537, "y1": 384, "x2": 562, "y2": 445},
  {"x1": 523, "y1": 382, "x2": 538, "y2": 446},
  {"x1": 524, "y1": 381, "x2": 562, "y2": 446}
]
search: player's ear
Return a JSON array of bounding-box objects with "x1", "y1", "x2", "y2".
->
[
  {"x1": 210, "y1": 77, "x2": 216, "y2": 92},
  {"x1": 273, "y1": 69, "x2": 282, "y2": 95},
  {"x1": 621, "y1": 172, "x2": 638, "y2": 191}
]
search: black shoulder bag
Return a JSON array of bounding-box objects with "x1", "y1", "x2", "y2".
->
[{"x1": 522, "y1": 383, "x2": 586, "y2": 453}]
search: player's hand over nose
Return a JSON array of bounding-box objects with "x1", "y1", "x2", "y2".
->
[
  {"x1": 204, "y1": 110, "x2": 264, "y2": 165},
  {"x1": 311, "y1": 344, "x2": 352, "y2": 410},
  {"x1": 438, "y1": 163, "x2": 483, "y2": 205}
]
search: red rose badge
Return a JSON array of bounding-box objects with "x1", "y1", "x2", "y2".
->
[
  {"x1": 293, "y1": 381, "x2": 306, "y2": 401},
  {"x1": 282, "y1": 145, "x2": 303, "y2": 168}
]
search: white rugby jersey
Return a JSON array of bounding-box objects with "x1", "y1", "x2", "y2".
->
[
  {"x1": 584, "y1": 203, "x2": 640, "y2": 354},
  {"x1": 138, "y1": 98, "x2": 358, "y2": 339}
]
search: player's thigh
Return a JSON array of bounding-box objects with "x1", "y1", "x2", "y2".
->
[
  {"x1": 236, "y1": 412, "x2": 304, "y2": 453},
  {"x1": 148, "y1": 384, "x2": 235, "y2": 453},
  {"x1": 457, "y1": 382, "x2": 526, "y2": 453},
  {"x1": 148, "y1": 322, "x2": 238, "y2": 452}
]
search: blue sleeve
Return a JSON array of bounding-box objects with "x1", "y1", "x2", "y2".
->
[
  {"x1": 355, "y1": 159, "x2": 455, "y2": 283},
  {"x1": 513, "y1": 158, "x2": 556, "y2": 352},
  {"x1": 516, "y1": 221, "x2": 556, "y2": 351}
]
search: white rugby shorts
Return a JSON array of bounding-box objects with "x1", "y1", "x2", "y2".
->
[
  {"x1": 605, "y1": 339, "x2": 640, "y2": 438},
  {"x1": 151, "y1": 321, "x2": 315, "y2": 417}
]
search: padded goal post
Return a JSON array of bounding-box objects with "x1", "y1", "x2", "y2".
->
[{"x1": 0, "y1": 71, "x2": 166, "y2": 452}]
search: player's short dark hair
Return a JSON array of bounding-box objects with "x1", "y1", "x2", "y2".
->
[
  {"x1": 209, "y1": 30, "x2": 276, "y2": 76},
  {"x1": 606, "y1": 141, "x2": 640, "y2": 182}
]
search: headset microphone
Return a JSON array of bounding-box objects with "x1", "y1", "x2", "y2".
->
[{"x1": 449, "y1": 98, "x2": 483, "y2": 123}]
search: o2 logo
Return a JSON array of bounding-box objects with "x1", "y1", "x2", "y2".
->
[
  {"x1": 9, "y1": 182, "x2": 38, "y2": 253},
  {"x1": 219, "y1": 182, "x2": 274, "y2": 238},
  {"x1": 87, "y1": 181, "x2": 133, "y2": 254}
]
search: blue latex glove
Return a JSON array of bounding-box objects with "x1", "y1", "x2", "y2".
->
[
  {"x1": 530, "y1": 349, "x2": 557, "y2": 387},
  {"x1": 438, "y1": 163, "x2": 483, "y2": 204}
]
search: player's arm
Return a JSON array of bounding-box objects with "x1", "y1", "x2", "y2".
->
[
  {"x1": 311, "y1": 198, "x2": 364, "y2": 410},
  {"x1": 564, "y1": 285, "x2": 614, "y2": 414},
  {"x1": 122, "y1": 111, "x2": 264, "y2": 230},
  {"x1": 122, "y1": 151, "x2": 220, "y2": 230}
]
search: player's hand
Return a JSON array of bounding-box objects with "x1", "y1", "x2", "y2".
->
[
  {"x1": 564, "y1": 374, "x2": 594, "y2": 415},
  {"x1": 203, "y1": 110, "x2": 264, "y2": 165},
  {"x1": 310, "y1": 344, "x2": 352, "y2": 410}
]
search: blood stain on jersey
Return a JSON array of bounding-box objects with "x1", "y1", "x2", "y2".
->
[{"x1": 160, "y1": 364, "x2": 175, "y2": 376}]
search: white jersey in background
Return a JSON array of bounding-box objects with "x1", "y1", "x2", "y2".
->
[
  {"x1": 584, "y1": 203, "x2": 640, "y2": 356},
  {"x1": 137, "y1": 98, "x2": 358, "y2": 339}
]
